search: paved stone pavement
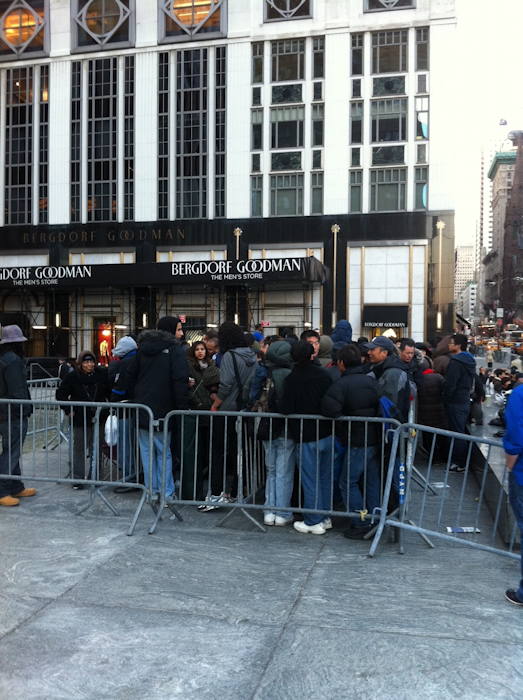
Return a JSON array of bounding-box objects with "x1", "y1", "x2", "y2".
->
[{"x1": 0, "y1": 473, "x2": 522, "y2": 700}]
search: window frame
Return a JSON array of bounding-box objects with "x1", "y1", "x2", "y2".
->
[
  {"x1": 0, "y1": 0, "x2": 49, "y2": 61},
  {"x1": 71, "y1": 0, "x2": 134, "y2": 53},
  {"x1": 159, "y1": 0, "x2": 226, "y2": 45},
  {"x1": 371, "y1": 97, "x2": 408, "y2": 143},
  {"x1": 270, "y1": 105, "x2": 304, "y2": 149},
  {"x1": 349, "y1": 170, "x2": 362, "y2": 213},
  {"x1": 364, "y1": 0, "x2": 415, "y2": 12},
  {"x1": 264, "y1": 0, "x2": 312, "y2": 23},
  {"x1": 369, "y1": 167, "x2": 407, "y2": 212},
  {"x1": 371, "y1": 29, "x2": 408, "y2": 74},
  {"x1": 270, "y1": 172, "x2": 304, "y2": 217}
]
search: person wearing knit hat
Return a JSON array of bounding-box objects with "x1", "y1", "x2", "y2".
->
[{"x1": 0, "y1": 325, "x2": 36, "y2": 506}]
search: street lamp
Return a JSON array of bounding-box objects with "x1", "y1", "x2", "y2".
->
[{"x1": 331, "y1": 223, "x2": 340, "y2": 329}]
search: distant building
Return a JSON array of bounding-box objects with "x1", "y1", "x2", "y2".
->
[
  {"x1": 454, "y1": 246, "x2": 474, "y2": 303},
  {"x1": 458, "y1": 282, "x2": 477, "y2": 321}
]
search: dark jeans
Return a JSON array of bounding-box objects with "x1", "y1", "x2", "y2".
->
[
  {"x1": 446, "y1": 403, "x2": 470, "y2": 468},
  {"x1": 508, "y1": 472, "x2": 523, "y2": 602},
  {"x1": 0, "y1": 418, "x2": 28, "y2": 497},
  {"x1": 339, "y1": 445, "x2": 381, "y2": 527},
  {"x1": 181, "y1": 415, "x2": 210, "y2": 500},
  {"x1": 209, "y1": 414, "x2": 237, "y2": 496},
  {"x1": 70, "y1": 423, "x2": 94, "y2": 480}
]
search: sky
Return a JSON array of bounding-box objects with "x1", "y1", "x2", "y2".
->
[{"x1": 455, "y1": 0, "x2": 523, "y2": 245}]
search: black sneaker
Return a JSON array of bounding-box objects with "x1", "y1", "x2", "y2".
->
[
  {"x1": 504, "y1": 589, "x2": 523, "y2": 607},
  {"x1": 449, "y1": 464, "x2": 466, "y2": 473},
  {"x1": 343, "y1": 525, "x2": 373, "y2": 540},
  {"x1": 72, "y1": 483, "x2": 84, "y2": 490}
]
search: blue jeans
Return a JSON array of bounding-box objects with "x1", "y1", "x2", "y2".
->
[
  {"x1": 263, "y1": 437, "x2": 296, "y2": 519},
  {"x1": 118, "y1": 418, "x2": 136, "y2": 482},
  {"x1": 138, "y1": 429, "x2": 174, "y2": 498},
  {"x1": 298, "y1": 437, "x2": 333, "y2": 526},
  {"x1": 0, "y1": 418, "x2": 28, "y2": 497},
  {"x1": 339, "y1": 445, "x2": 381, "y2": 527},
  {"x1": 446, "y1": 403, "x2": 470, "y2": 467},
  {"x1": 508, "y1": 472, "x2": 523, "y2": 602}
]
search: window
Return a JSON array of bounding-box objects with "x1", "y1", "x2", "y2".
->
[
  {"x1": 252, "y1": 41, "x2": 263, "y2": 83},
  {"x1": 313, "y1": 81, "x2": 322, "y2": 100},
  {"x1": 351, "y1": 33, "x2": 363, "y2": 75},
  {"x1": 372, "y1": 145, "x2": 404, "y2": 165},
  {"x1": 272, "y1": 83, "x2": 302, "y2": 103},
  {"x1": 123, "y1": 55, "x2": 134, "y2": 221},
  {"x1": 73, "y1": 0, "x2": 133, "y2": 50},
  {"x1": 158, "y1": 52, "x2": 169, "y2": 220},
  {"x1": 252, "y1": 109, "x2": 263, "y2": 150},
  {"x1": 416, "y1": 27, "x2": 429, "y2": 71},
  {"x1": 38, "y1": 64, "x2": 48, "y2": 223},
  {"x1": 312, "y1": 103, "x2": 324, "y2": 147},
  {"x1": 176, "y1": 48, "x2": 208, "y2": 219},
  {"x1": 252, "y1": 86, "x2": 261, "y2": 105},
  {"x1": 415, "y1": 96, "x2": 428, "y2": 139},
  {"x1": 5, "y1": 67, "x2": 31, "y2": 223},
  {"x1": 370, "y1": 168, "x2": 406, "y2": 211},
  {"x1": 215, "y1": 45, "x2": 226, "y2": 217},
  {"x1": 312, "y1": 149, "x2": 322, "y2": 169},
  {"x1": 351, "y1": 148, "x2": 360, "y2": 167},
  {"x1": 271, "y1": 39, "x2": 305, "y2": 82},
  {"x1": 271, "y1": 152, "x2": 301, "y2": 171},
  {"x1": 349, "y1": 170, "x2": 362, "y2": 212},
  {"x1": 371, "y1": 98, "x2": 407, "y2": 142},
  {"x1": 312, "y1": 36, "x2": 324, "y2": 78},
  {"x1": 311, "y1": 172, "x2": 323, "y2": 214},
  {"x1": 352, "y1": 79, "x2": 361, "y2": 98},
  {"x1": 71, "y1": 62, "x2": 81, "y2": 222},
  {"x1": 417, "y1": 73, "x2": 427, "y2": 94},
  {"x1": 270, "y1": 173, "x2": 303, "y2": 216},
  {"x1": 416, "y1": 143, "x2": 427, "y2": 163},
  {"x1": 350, "y1": 102, "x2": 363, "y2": 144},
  {"x1": 373, "y1": 76, "x2": 405, "y2": 96},
  {"x1": 161, "y1": 0, "x2": 224, "y2": 41},
  {"x1": 365, "y1": 0, "x2": 415, "y2": 10},
  {"x1": 372, "y1": 30, "x2": 408, "y2": 73},
  {"x1": 270, "y1": 106, "x2": 304, "y2": 148},
  {"x1": 251, "y1": 175, "x2": 263, "y2": 217},
  {"x1": 0, "y1": 0, "x2": 47, "y2": 58},
  {"x1": 265, "y1": 0, "x2": 311, "y2": 21},
  {"x1": 415, "y1": 166, "x2": 428, "y2": 209},
  {"x1": 252, "y1": 153, "x2": 260, "y2": 172}
]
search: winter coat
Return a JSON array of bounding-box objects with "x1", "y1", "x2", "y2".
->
[
  {"x1": 503, "y1": 383, "x2": 523, "y2": 485},
  {"x1": 416, "y1": 369, "x2": 447, "y2": 430},
  {"x1": 217, "y1": 347, "x2": 257, "y2": 411},
  {"x1": 321, "y1": 365, "x2": 380, "y2": 446},
  {"x1": 331, "y1": 320, "x2": 353, "y2": 345},
  {"x1": 443, "y1": 352, "x2": 476, "y2": 406},
  {"x1": 0, "y1": 350, "x2": 32, "y2": 420},
  {"x1": 56, "y1": 366, "x2": 110, "y2": 426},
  {"x1": 433, "y1": 336, "x2": 452, "y2": 376},
  {"x1": 317, "y1": 335, "x2": 333, "y2": 367},
  {"x1": 370, "y1": 354, "x2": 411, "y2": 423},
  {"x1": 187, "y1": 357, "x2": 219, "y2": 411},
  {"x1": 114, "y1": 330, "x2": 189, "y2": 427},
  {"x1": 109, "y1": 349, "x2": 138, "y2": 398},
  {"x1": 280, "y1": 362, "x2": 332, "y2": 442}
]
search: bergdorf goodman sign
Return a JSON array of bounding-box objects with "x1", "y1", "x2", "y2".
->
[{"x1": 0, "y1": 258, "x2": 327, "y2": 288}]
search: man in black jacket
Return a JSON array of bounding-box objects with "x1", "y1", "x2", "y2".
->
[
  {"x1": 114, "y1": 323, "x2": 188, "y2": 501},
  {"x1": 444, "y1": 333, "x2": 477, "y2": 471},
  {"x1": 109, "y1": 336, "x2": 138, "y2": 490},
  {"x1": 321, "y1": 344, "x2": 381, "y2": 537}
]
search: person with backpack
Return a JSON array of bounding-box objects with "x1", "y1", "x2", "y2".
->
[
  {"x1": 0, "y1": 325, "x2": 36, "y2": 507},
  {"x1": 254, "y1": 340, "x2": 296, "y2": 526},
  {"x1": 204, "y1": 322, "x2": 257, "y2": 510}
]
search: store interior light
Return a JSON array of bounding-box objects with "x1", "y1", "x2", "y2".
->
[
  {"x1": 32, "y1": 325, "x2": 47, "y2": 330},
  {"x1": 114, "y1": 324, "x2": 128, "y2": 330},
  {"x1": 304, "y1": 321, "x2": 312, "y2": 328},
  {"x1": 142, "y1": 313, "x2": 148, "y2": 327},
  {"x1": 436, "y1": 311, "x2": 442, "y2": 329},
  {"x1": 55, "y1": 313, "x2": 61, "y2": 328},
  {"x1": 234, "y1": 313, "x2": 239, "y2": 325},
  {"x1": 207, "y1": 323, "x2": 218, "y2": 328}
]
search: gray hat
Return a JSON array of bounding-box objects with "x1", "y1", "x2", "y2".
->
[
  {"x1": 112, "y1": 335, "x2": 137, "y2": 358},
  {"x1": 363, "y1": 336, "x2": 396, "y2": 353},
  {"x1": 0, "y1": 325, "x2": 27, "y2": 344}
]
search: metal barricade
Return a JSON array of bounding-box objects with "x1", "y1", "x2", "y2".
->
[
  {"x1": 369, "y1": 422, "x2": 520, "y2": 561},
  {"x1": 26, "y1": 378, "x2": 60, "y2": 441},
  {"x1": 150, "y1": 408, "x2": 401, "y2": 537},
  {"x1": 0, "y1": 397, "x2": 157, "y2": 535}
]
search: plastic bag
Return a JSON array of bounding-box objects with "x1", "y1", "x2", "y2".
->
[{"x1": 104, "y1": 413, "x2": 118, "y2": 447}]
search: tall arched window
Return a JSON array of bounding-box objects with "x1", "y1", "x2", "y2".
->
[
  {"x1": 0, "y1": 0, "x2": 47, "y2": 58},
  {"x1": 73, "y1": 0, "x2": 133, "y2": 50},
  {"x1": 160, "y1": 0, "x2": 225, "y2": 41}
]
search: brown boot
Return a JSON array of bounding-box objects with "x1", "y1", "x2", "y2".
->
[
  {"x1": 0, "y1": 495, "x2": 20, "y2": 507},
  {"x1": 13, "y1": 488, "x2": 37, "y2": 498}
]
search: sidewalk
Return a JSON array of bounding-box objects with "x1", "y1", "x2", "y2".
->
[{"x1": 0, "y1": 476, "x2": 521, "y2": 699}]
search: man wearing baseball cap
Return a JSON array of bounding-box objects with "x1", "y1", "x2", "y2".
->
[
  {"x1": 0, "y1": 325, "x2": 36, "y2": 506},
  {"x1": 364, "y1": 336, "x2": 411, "y2": 424}
]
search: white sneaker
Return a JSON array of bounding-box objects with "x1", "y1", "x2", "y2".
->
[
  {"x1": 293, "y1": 520, "x2": 326, "y2": 535},
  {"x1": 264, "y1": 513, "x2": 276, "y2": 526},
  {"x1": 274, "y1": 515, "x2": 293, "y2": 526},
  {"x1": 321, "y1": 518, "x2": 333, "y2": 530}
]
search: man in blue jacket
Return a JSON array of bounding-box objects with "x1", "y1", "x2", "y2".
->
[
  {"x1": 503, "y1": 382, "x2": 523, "y2": 606},
  {"x1": 443, "y1": 334, "x2": 476, "y2": 472}
]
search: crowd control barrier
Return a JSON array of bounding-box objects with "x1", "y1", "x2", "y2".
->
[
  {"x1": 0, "y1": 397, "x2": 158, "y2": 535},
  {"x1": 151, "y1": 409, "x2": 401, "y2": 535},
  {"x1": 369, "y1": 422, "x2": 520, "y2": 562}
]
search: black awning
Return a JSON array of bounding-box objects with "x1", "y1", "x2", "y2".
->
[
  {"x1": 362, "y1": 305, "x2": 409, "y2": 328},
  {"x1": 0, "y1": 256, "x2": 328, "y2": 289}
]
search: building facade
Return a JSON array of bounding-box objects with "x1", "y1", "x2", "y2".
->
[
  {"x1": 453, "y1": 245, "x2": 473, "y2": 304},
  {"x1": 0, "y1": 0, "x2": 456, "y2": 358}
]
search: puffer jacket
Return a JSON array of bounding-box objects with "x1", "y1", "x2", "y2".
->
[
  {"x1": 0, "y1": 350, "x2": 32, "y2": 420},
  {"x1": 433, "y1": 336, "x2": 452, "y2": 376},
  {"x1": 417, "y1": 369, "x2": 447, "y2": 430},
  {"x1": 281, "y1": 362, "x2": 332, "y2": 442},
  {"x1": 371, "y1": 354, "x2": 411, "y2": 423}
]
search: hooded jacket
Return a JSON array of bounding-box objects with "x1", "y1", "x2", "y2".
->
[
  {"x1": 0, "y1": 349, "x2": 32, "y2": 420},
  {"x1": 443, "y1": 351, "x2": 476, "y2": 406},
  {"x1": 321, "y1": 365, "x2": 380, "y2": 446},
  {"x1": 433, "y1": 335, "x2": 452, "y2": 376},
  {"x1": 108, "y1": 337, "x2": 138, "y2": 392},
  {"x1": 503, "y1": 383, "x2": 523, "y2": 486},
  {"x1": 331, "y1": 320, "x2": 353, "y2": 346},
  {"x1": 217, "y1": 346, "x2": 257, "y2": 411},
  {"x1": 317, "y1": 335, "x2": 334, "y2": 367},
  {"x1": 281, "y1": 361, "x2": 332, "y2": 442},
  {"x1": 115, "y1": 330, "x2": 188, "y2": 426},
  {"x1": 417, "y1": 369, "x2": 447, "y2": 430},
  {"x1": 371, "y1": 354, "x2": 411, "y2": 423},
  {"x1": 56, "y1": 353, "x2": 109, "y2": 426},
  {"x1": 265, "y1": 341, "x2": 293, "y2": 408}
]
